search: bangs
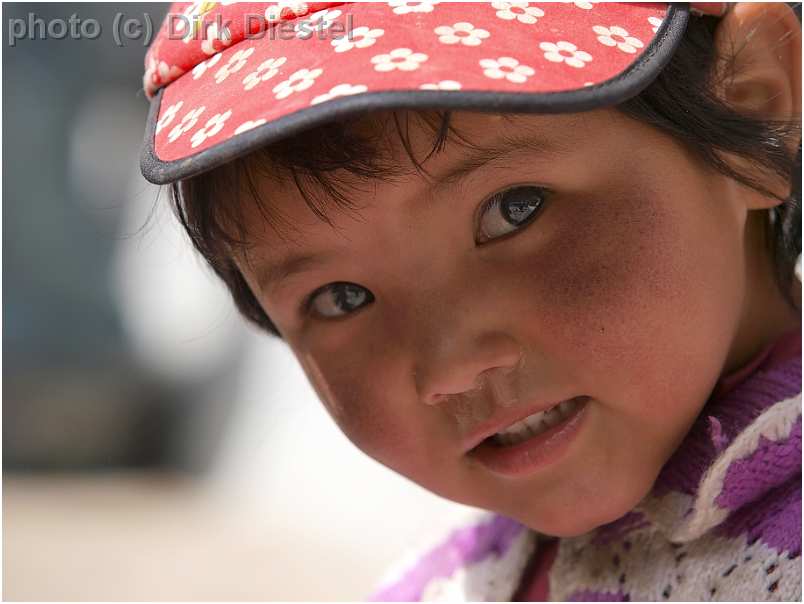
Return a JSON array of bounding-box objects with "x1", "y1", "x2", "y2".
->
[{"x1": 169, "y1": 109, "x2": 491, "y2": 265}]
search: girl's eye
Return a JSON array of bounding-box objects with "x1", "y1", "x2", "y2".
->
[
  {"x1": 476, "y1": 185, "x2": 548, "y2": 244},
  {"x1": 306, "y1": 282, "x2": 374, "y2": 319}
]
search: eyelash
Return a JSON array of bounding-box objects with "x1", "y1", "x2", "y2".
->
[
  {"x1": 302, "y1": 185, "x2": 549, "y2": 320},
  {"x1": 474, "y1": 185, "x2": 548, "y2": 244}
]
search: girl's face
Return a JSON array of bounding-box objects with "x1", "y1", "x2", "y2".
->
[{"x1": 235, "y1": 109, "x2": 787, "y2": 536}]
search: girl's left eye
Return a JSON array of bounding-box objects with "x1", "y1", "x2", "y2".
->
[{"x1": 476, "y1": 185, "x2": 548, "y2": 244}]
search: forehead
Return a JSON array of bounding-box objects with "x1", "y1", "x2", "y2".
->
[
  {"x1": 242, "y1": 110, "x2": 590, "y2": 228},
  {"x1": 234, "y1": 108, "x2": 620, "y2": 275}
]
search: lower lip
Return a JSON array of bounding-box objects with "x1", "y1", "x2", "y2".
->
[{"x1": 467, "y1": 396, "x2": 590, "y2": 477}]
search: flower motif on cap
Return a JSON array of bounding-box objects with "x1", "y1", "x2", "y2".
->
[
  {"x1": 156, "y1": 100, "x2": 183, "y2": 134},
  {"x1": 167, "y1": 106, "x2": 205, "y2": 143},
  {"x1": 560, "y1": 0, "x2": 597, "y2": 9},
  {"x1": 192, "y1": 53, "x2": 222, "y2": 79},
  {"x1": 331, "y1": 26, "x2": 384, "y2": 53},
  {"x1": 295, "y1": 8, "x2": 342, "y2": 40},
  {"x1": 388, "y1": 0, "x2": 439, "y2": 15},
  {"x1": 214, "y1": 47, "x2": 254, "y2": 84},
  {"x1": 419, "y1": 80, "x2": 462, "y2": 90},
  {"x1": 434, "y1": 22, "x2": 490, "y2": 47},
  {"x1": 173, "y1": 1, "x2": 218, "y2": 44},
  {"x1": 190, "y1": 110, "x2": 232, "y2": 148},
  {"x1": 311, "y1": 83, "x2": 368, "y2": 105},
  {"x1": 234, "y1": 119, "x2": 267, "y2": 135},
  {"x1": 265, "y1": 2, "x2": 309, "y2": 22},
  {"x1": 479, "y1": 56, "x2": 535, "y2": 83},
  {"x1": 144, "y1": 58, "x2": 185, "y2": 93},
  {"x1": 200, "y1": 21, "x2": 232, "y2": 56},
  {"x1": 371, "y1": 48, "x2": 429, "y2": 72},
  {"x1": 491, "y1": 2, "x2": 545, "y2": 24},
  {"x1": 592, "y1": 25, "x2": 644, "y2": 54},
  {"x1": 273, "y1": 68, "x2": 324, "y2": 99},
  {"x1": 242, "y1": 56, "x2": 287, "y2": 90},
  {"x1": 648, "y1": 16, "x2": 663, "y2": 33},
  {"x1": 539, "y1": 41, "x2": 593, "y2": 68}
]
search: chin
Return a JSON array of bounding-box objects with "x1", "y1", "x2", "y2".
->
[
  {"x1": 529, "y1": 514, "x2": 604, "y2": 539},
  {"x1": 518, "y1": 487, "x2": 646, "y2": 538}
]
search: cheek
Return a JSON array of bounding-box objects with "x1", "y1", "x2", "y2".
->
[
  {"x1": 296, "y1": 348, "x2": 427, "y2": 472},
  {"x1": 511, "y1": 183, "x2": 742, "y2": 413}
]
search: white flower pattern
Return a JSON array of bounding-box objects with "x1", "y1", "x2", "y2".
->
[
  {"x1": 648, "y1": 16, "x2": 663, "y2": 33},
  {"x1": 539, "y1": 41, "x2": 592, "y2": 68},
  {"x1": 242, "y1": 56, "x2": 287, "y2": 90},
  {"x1": 156, "y1": 100, "x2": 183, "y2": 134},
  {"x1": 331, "y1": 26, "x2": 384, "y2": 53},
  {"x1": 167, "y1": 106, "x2": 205, "y2": 143},
  {"x1": 200, "y1": 21, "x2": 232, "y2": 56},
  {"x1": 491, "y1": 2, "x2": 545, "y2": 24},
  {"x1": 434, "y1": 22, "x2": 490, "y2": 46},
  {"x1": 174, "y1": 1, "x2": 217, "y2": 43},
  {"x1": 214, "y1": 47, "x2": 255, "y2": 83},
  {"x1": 561, "y1": 0, "x2": 598, "y2": 9},
  {"x1": 294, "y1": 8, "x2": 342, "y2": 39},
  {"x1": 272, "y1": 67, "x2": 324, "y2": 99},
  {"x1": 234, "y1": 119, "x2": 267, "y2": 135},
  {"x1": 265, "y1": 2, "x2": 309, "y2": 22},
  {"x1": 192, "y1": 52, "x2": 222, "y2": 79},
  {"x1": 419, "y1": 80, "x2": 462, "y2": 90},
  {"x1": 371, "y1": 47, "x2": 428, "y2": 72},
  {"x1": 311, "y1": 83, "x2": 368, "y2": 105},
  {"x1": 593, "y1": 25, "x2": 644, "y2": 54},
  {"x1": 190, "y1": 110, "x2": 232, "y2": 148},
  {"x1": 479, "y1": 56, "x2": 535, "y2": 83},
  {"x1": 144, "y1": 58, "x2": 185, "y2": 92},
  {"x1": 388, "y1": 1, "x2": 439, "y2": 15}
]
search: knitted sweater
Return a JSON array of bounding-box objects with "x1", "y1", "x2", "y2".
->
[{"x1": 368, "y1": 327, "x2": 802, "y2": 601}]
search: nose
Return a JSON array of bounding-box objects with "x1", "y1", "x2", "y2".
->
[{"x1": 415, "y1": 331, "x2": 523, "y2": 405}]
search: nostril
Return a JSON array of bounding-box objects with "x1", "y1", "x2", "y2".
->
[
  {"x1": 414, "y1": 338, "x2": 523, "y2": 404},
  {"x1": 423, "y1": 376, "x2": 485, "y2": 406},
  {"x1": 426, "y1": 392, "x2": 449, "y2": 406}
]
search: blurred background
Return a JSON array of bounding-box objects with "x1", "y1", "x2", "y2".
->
[{"x1": 2, "y1": 3, "x2": 478, "y2": 600}]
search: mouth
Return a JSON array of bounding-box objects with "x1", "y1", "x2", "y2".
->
[{"x1": 465, "y1": 396, "x2": 591, "y2": 477}]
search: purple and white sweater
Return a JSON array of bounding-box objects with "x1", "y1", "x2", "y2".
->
[{"x1": 369, "y1": 327, "x2": 802, "y2": 601}]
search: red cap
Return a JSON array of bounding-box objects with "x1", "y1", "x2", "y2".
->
[{"x1": 140, "y1": 1, "x2": 696, "y2": 185}]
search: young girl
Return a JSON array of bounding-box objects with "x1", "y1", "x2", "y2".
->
[{"x1": 139, "y1": 2, "x2": 801, "y2": 600}]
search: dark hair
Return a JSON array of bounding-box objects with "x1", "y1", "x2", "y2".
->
[{"x1": 168, "y1": 15, "x2": 802, "y2": 337}]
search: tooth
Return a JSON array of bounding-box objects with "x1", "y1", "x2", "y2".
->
[
  {"x1": 558, "y1": 398, "x2": 579, "y2": 416},
  {"x1": 498, "y1": 418, "x2": 524, "y2": 438},
  {"x1": 511, "y1": 420, "x2": 532, "y2": 439},
  {"x1": 490, "y1": 399, "x2": 587, "y2": 447},
  {"x1": 541, "y1": 408, "x2": 564, "y2": 428},
  {"x1": 522, "y1": 412, "x2": 546, "y2": 432},
  {"x1": 521, "y1": 421, "x2": 538, "y2": 438}
]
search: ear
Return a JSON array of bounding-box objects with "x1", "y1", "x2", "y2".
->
[
  {"x1": 711, "y1": 3, "x2": 801, "y2": 207},
  {"x1": 713, "y1": 3, "x2": 801, "y2": 120}
]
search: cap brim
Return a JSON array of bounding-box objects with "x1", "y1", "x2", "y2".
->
[{"x1": 141, "y1": 2, "x2": 689, "y2": 185}]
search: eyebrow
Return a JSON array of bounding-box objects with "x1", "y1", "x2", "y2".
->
[
  {"x1": 256, "y1": 251, "x2": 332, "y2": 296},
  {"x1": 427, "y1": 128, "x2": 572, "y2": 195},
  {"x1": 255, "y1": 128, "x2": 572, "y2": 296}
]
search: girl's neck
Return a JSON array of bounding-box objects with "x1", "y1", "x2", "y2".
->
[{"x1": 723, "y1": 211, "x2": 801, "y2": 376}]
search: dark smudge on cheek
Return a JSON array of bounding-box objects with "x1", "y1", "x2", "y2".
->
[{"x1": 521, "y1": 183, "x2": 686, "y2": 371}]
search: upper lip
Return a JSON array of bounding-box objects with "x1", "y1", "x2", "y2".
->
[{"x1": 461, "y1": 397, "x2": 577, "y2": 454}]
